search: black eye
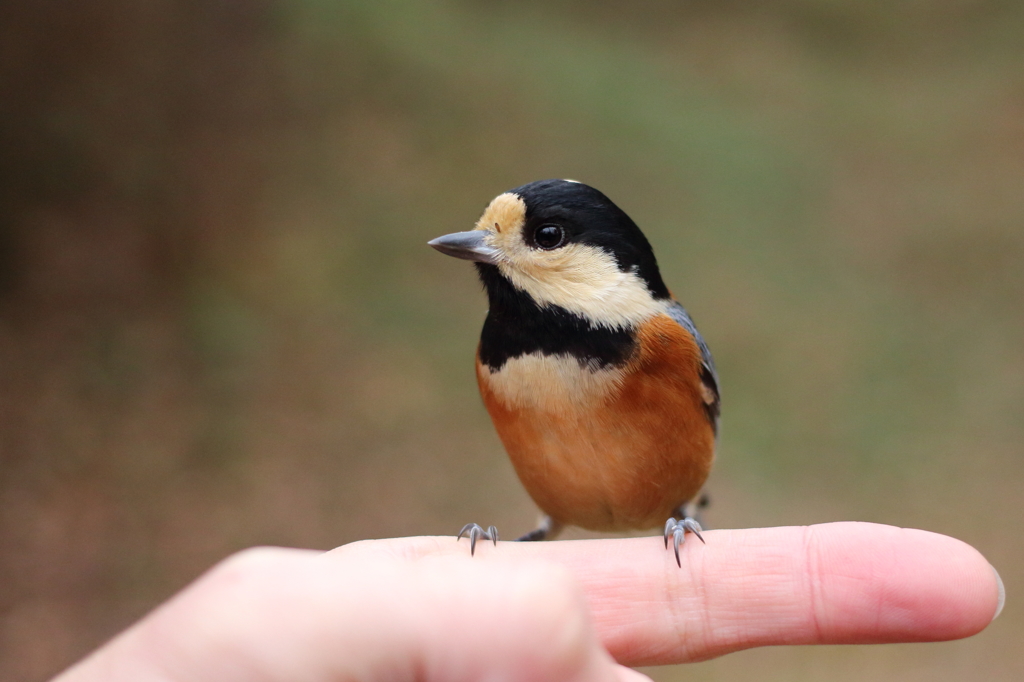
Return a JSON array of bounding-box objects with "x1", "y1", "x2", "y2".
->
[{"x1": 533, "y1": 224, "x2": 565, "y2": 250}]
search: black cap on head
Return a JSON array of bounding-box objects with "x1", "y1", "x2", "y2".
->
[{"x1": 509, "y1": 179, "x2": 670, "y2": 299}]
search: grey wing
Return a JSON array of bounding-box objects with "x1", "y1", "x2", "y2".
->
[{"x1": 665, "y1": 300, "x2": 721, "y2": 432}]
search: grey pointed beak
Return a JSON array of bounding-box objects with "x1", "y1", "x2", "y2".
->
[{"x1": 427, "y1": 230, "x2": 500, "y2": 265}]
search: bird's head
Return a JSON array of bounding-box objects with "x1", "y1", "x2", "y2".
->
[{"x1": 429, "y1": 179, "x2": 670, "y2": 328}]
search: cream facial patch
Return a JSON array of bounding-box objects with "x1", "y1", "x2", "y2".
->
[{"x1": 473, "y1": 192, "x2": 664, "y2": 329}]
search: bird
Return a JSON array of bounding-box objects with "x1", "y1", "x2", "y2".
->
[{"x1": 428, "y1": 179, "x2": 719, "y2": 566}]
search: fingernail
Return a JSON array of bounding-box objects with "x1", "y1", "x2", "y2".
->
[{"x1": 990, "y1": 564, "x2": 1005, "y2": 620}]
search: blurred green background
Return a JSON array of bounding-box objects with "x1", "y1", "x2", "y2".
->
[{"x1": 1, "y1": 1, "x2": 1021, "y2": 679}]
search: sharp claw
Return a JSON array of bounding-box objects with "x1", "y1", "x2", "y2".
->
[
  {"x1": 683, "y1": 518, "x2": 705, "y2": 544},
  {"x1": 457, "y1": 523, "x2": 498, "y2": 556},
  {"x1": 664, "y1": 517, "x2": 677, "y2": 549},
  {"x1": 664, "y1": 515, "x2": 706, "y2": 566}
]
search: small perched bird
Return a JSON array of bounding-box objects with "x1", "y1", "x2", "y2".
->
[{"x1": 429, "y1": 179, "x2": 719, "y2": 565}]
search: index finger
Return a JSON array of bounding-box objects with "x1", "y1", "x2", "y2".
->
[{"x1": 337, "y1": 522, "x2": 1003, "y2": 667}]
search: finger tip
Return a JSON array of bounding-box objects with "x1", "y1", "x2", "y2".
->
[
  {"x1": 849, "y1": 526, "x2": 1002, "y2": 640},
  {"x1": 990, "y1": 563, "x2": 1005, "y2": 621},
  {"x1": 792, "y1": 524, "x2": 1003, "y2": 644},
  {"x1": 919, "y1": 531, "x2": 1003, "y2": 637}
]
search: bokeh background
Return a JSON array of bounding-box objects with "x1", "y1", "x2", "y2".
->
[{"x1": 1, "y1": 1, "x2": 1021, "y2": 679}]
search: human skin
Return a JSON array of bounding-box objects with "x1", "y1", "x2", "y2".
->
[{"x1": 53, "y1": 522, "x2": 1004, "y2": 682}]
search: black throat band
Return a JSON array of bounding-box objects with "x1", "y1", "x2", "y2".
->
[{"x1": 475, "y1": 263, "x2": 637, "y2": 372}]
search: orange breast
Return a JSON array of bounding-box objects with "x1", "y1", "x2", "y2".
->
[{"x1": 477, "y1": 313, "x2": 716, "y2": 531}]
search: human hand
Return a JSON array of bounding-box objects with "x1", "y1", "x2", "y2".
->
[{"x1": 53, "y1": 522, "x2": 1004, "y2": 682}]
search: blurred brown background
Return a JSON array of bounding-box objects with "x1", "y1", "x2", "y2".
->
[{"x1": 1, "y1": 1, "x2": 1021, "y2": 680}]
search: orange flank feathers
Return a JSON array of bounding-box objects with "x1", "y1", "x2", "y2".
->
[{"x1": 477, "y1": 312, "x2": 716, "y2": 532}]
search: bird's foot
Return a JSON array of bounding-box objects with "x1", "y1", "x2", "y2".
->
[
  {"x1": 457, "y1": 523, "x2": 499, "y2": 556},
  {"x1": 663, "y1": 516, "x2": 704, "y2": 567},
  {"x1": 516, "y1": 516, "x2": 564, "y2": 542}
]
